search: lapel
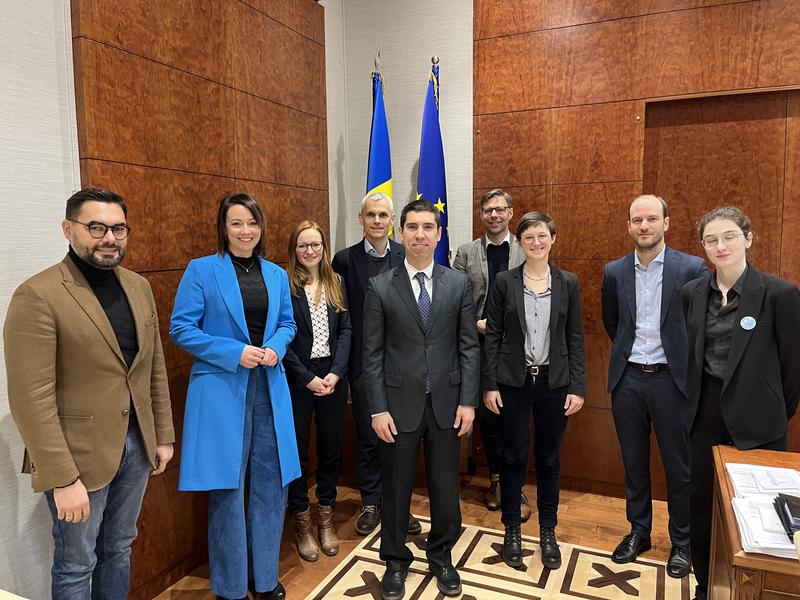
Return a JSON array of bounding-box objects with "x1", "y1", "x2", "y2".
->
[
  {"x1": 212, "y1": 253, "x2": 250, "y2": 341},
  {"x1": 352, "y1": 241, "x2": 370, "y2": 298},
  {"x1": 478, "y1": 237, "x2": 489, "y2": 289},
  {"x1": 60, "y1": 256, "x2": 126, "y2": 367},
  {"x1": 690, "y1": 274, "x2": 711, "y2": 378},
  {"x1": 660, "y1": 247, "x2": 678, "y2": 328},
  {"x1": 511, "y1": 264, "x2": 527, "y2": 334},
  {"x1": 549, "y1": 266, "x2": 563, "y2": 336},
  {"x1": 722, "y1": 265, "x2": 764, "y2": 389},
  {"x1": 391, "y1": 265, "x2": 426, "y2": 333},
  {"x1": 294, "y1": 291, "x2": 313, "y2": 334},
  {"x1": 509, "y1": 235, "x2": 525, "y2": 268},
  {"x1": 117, "y1": 267, "x2": 149, "y2": 372},
  {"x1": 428, "y1": 263, "x2": 448, "y2": 330},
  {"x1": 622, "y1": 252, "x2": 637, "y2": 324},
  {"x1": 388, "y1": 239, "x2": 404, "y2": 267},
  {"x1": 258, "y1": 258, "x2": 279, "y2": 339}
]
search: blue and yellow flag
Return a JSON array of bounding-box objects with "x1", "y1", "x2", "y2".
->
[
  {"x1": 367, "y1": 71, "x2": 392, "y2": 200},
  {"x1": 416, "y1": 61, "x2": 449, "y2": 266}
]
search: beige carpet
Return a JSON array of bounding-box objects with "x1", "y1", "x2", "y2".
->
[{"x1": 306, "y1": 516, "x2": 695, "y2": 599}]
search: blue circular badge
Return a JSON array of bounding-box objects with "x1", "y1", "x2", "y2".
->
[{"x1": 740, "y1": 316, "x2": 756, "y2": 331}]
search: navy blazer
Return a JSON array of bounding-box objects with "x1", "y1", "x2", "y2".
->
[
  {"x1": 601, "y1": 246, "x2": 707, "y2": 395},
  {"x1": 331, "y1": 238, "x2": 404, "y2": 379},
  {"x1": 682, "y1": 264, "x2": 800, "y2": 448},
  {"x1": 282, "y1": 290, "x2": 352, "y2": 392}
]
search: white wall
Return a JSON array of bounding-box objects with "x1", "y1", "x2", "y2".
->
[
  {"x1": 322, "y1": 0, "x2": 473, "y2": 254},
  {"x1": 0, "y1": 0, "x2": 81, "y2": 597}
]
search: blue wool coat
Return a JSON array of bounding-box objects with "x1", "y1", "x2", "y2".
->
[{"x1": 170, "y1": 253, "x2": 301, "y2": 490}]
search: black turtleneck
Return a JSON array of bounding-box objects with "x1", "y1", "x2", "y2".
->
[
  {"x1": 68, "y1": 246, "x2": 138, "y2": 368},
  {"x1": 230, "y1": 253, "x2": 268, "y2": 347}
]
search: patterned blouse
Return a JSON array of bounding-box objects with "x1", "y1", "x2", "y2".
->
[{"x1": 305, "y1": 286, "x2": 331, "y2": 359}]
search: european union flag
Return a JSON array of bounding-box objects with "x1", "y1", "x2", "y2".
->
[
  {"x1": 416, "y1": 60, "x2": 449, "y2": 266},
  {"x1": 367, "y1": 70, "x2": 392, "y2": 200}
]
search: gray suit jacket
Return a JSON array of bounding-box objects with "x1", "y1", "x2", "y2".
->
[
  {"x1": 363, "y1": 263, "x2": 481, "y2": 432},
  {"x1": 452, "y1": 234, "x2": 525, "y2": 318}
]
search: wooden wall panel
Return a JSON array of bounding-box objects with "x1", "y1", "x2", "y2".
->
[
  {"x1": 143, "y1": 270, "x2": 192, "y2": 372},
  {"x1": 559, "y1": 408, "x2": 624, "y2": 486},
  {"x1": 472, "y1": 186, "x2": 550, "y2": 239},
  {"x1": 556, "y1": 259, "x2": 605, "y2": 337},
  {"x1": 241, "y1": 0, "x2": 325, "y2": 45},
  {"x1": 781, "y1": 91, "x2": 800, "y2": 285},
  {"x1": 584, "y1": 334, "x2": 612, "y2": 410}
]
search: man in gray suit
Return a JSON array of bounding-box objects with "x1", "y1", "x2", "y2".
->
[
  {"x1": 453, "y1": 188, "x2": 526, "y2": 514},
  {"x1": 364, "y1": 200, "x2": 480, "y2": 600}
]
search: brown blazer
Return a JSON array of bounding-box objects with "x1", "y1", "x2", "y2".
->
[{"x1": 4, "y1": 255, "x2": 174, "y2": 492}]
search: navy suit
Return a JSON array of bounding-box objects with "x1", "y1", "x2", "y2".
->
[
  {"x1": 332, "y1": 239, "x2": 404, "y2": 505},
  {"x1": 601, "y1": 246, "x2": 706, "y2": 545}
]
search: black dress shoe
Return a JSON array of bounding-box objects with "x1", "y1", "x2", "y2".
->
[
  {"x1": 407, "y1": 515, "x2": 422, "y2": 536},
  {"x1": 381, "y1": 569, "x2": 406, "y2": 600},
  {"x1": 253, "y1": 582, "x2": 286, "y2": 600},
  {"x1": 429, "y1": 563, "x2": 462, "y2": 596},
  {"x1": 611, "y1": 532, "x2": 651, "y2": 563},
  {"x1": 356, "y1": 505, "x2": 380, "y2": 535},
  {"x1": 666, "y1": 544, "x2": 691, "y2": 578},
  {"x1": 503, "y1": 524, "x2": 523, "y2": 568},
  {"x1": 539, "y1": 527, "x2": 562, "y2": 569}
]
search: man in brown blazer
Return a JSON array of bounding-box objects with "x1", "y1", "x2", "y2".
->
[{"x1": 4, "y1": 188, "x2": 174, "y2": 599}]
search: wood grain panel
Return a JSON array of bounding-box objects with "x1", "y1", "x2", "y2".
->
[
  {"x1": 232, "y1": 1, "x2": 326, "y2": 117},
  {"x1": 142, "y1": 270, "x2": 192, "y2": 373},
  {"x1": 549, "y1": 182, "x2": 643, "y2": 261},
  {"x1": 555, "y1": 259, "x2": 606, "y2": 337},
  {"x1": 781, "y1": 91, "x2": 800, "y2": 285},
  {"x1": 235, "y1": 93, "x2": 327, "y2": 190},
  {"x1": 472, "y1": 186, "x2": 551, "y2": 240},
  {"x1": 74, "y1": 39, "x2": 237, "y2": 177},
  {"x1": 72, "y1": 0, "x2": 233, "y2": 85},
  {"x1": 474, "y1": 110, "x2": 553, "y2": 188},
  {"x1": 235, "y1": 181, "x2": 329, "y2": 265},
  {"x1": 560, "y1": 407, "x2": 625, "y2": 485},
  {"x1": 643, "y1": 92, "x2": 786, "y2": 274},
  {"x1": 552, "y1": 102, "x2": 644, "y2": 184},
  {"x1": 584, "y1": 334, "x2": 612, "y2": 410},
  {"x1": 241, "y1": 0, "x2": 325, "y2": 45},
  {"x1": 166, "y1": 366, "x2": 190, "y2": 467},
  {"x1": 80, "y1": 160, "x2": 228, "y2": 272}
]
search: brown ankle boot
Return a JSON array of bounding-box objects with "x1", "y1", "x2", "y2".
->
[
  {"x1": 318, "y1": 504, "x2": 339, "y2": 556},
  {"x1": 294, "y1": 507, "x2": 319, "y2": 561}
]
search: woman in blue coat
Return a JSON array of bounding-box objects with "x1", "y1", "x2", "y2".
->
[{"x1": 170, "y1": 192, "x2": 300, "y2": 600}]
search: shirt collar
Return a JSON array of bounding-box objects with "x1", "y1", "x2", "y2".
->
[
  {"x1": 711, "y1": 264, "x2": 748, "y2": 293},
  {"x1": 404, "y1": 258, "x2": 434, "y2": 282},
  {"x1": 634, "y1": 246, "x2": 666, "y2": 268},
  {"x1": 364, "y1": 237, "x2": 390, "y2": 258},
  {"x1": 485, "y1": 232, "x2": 511, "y2": 247}
]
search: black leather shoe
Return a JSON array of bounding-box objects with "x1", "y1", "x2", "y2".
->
[
  {"x1": 539, "y1": 527, "x2": 561, "y2": 569},
  {"x1": 407, "y1": 515, "x2": 422, "y2": 536},
  {"x1": 356, "y1": 505, "x2": 380, "y2": 535},
  {"x1": 429, "y1": 563, "x2": 462, "y2": 596},
  {"x1": 611, "y1": 532, "x2": 652, "y2": 563},
  {"x1": 381, "y1": 569, "x2": 406, "y2": 600},
  {"x1": 666, "y1": 544, "x2": 691, "y2": 578},
  {"x1": 253, "y1": 582, "x2": 286, "y2": 600},
  {"x1": 503, "y1": 524, "x2": 523, "y2": 568}
]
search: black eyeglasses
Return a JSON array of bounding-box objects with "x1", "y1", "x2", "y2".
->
[{"x1": 68, "y1": 219, "x2": 131, "y2": 240}]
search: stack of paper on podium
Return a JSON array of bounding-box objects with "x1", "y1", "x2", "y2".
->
[{"x1": 725, "y1": 463, "x2": 800, "y2": 559}]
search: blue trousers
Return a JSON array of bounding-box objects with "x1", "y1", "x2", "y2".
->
[
  {"x1": 208, "y1": 367, "x2": 287, "y2": 598},
  {"x1": 45, "y1": 420, "x2": 151, "y2": 600}
]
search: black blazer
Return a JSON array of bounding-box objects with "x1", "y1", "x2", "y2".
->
[
  {"x1": 483, "y1": 264, "x2": 586, "y2": 396},
  {"x1": 363, "y1": 264, "x2": 480, "y2": 432},
  {"x1": 282, "y1": 290, "x2": 352, "y2": 392},
  {"x1": 601, "y1": 246, "x2": 707, "y2": 394},
  {"x1": 331, "y1": 238, "x2": 404, "y2": 379},
  {"x1": 682, "y1": 264, "x2": 800, "y2": 449}
]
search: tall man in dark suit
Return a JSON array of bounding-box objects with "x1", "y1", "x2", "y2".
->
[
  {"x1": 364, "y1": 200, "x2": 480, "y2": 600},
  {"x1": 452, "y1": 188, "x2": 526, "y2": 514},
  {"x1": 601, "y1": 194, "x2": 706, "y2": 578},
  {"x1": 332, "y1": 192, "x2": 420, "y2": 536}
]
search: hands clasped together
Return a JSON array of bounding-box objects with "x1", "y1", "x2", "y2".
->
[
  {"x1": 483, "y1": 390, "x2": 585, "y2": 416},
  {"x1": 239, "y1": 344, "x2": 279, "y2": 368}
]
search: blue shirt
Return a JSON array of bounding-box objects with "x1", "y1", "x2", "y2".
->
[{"x1": 628, "y1": 247, "x2": 667, "y2": 365}]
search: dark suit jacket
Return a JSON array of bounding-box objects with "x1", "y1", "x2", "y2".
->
[
  {"x1": 331, "y1": 239, "x2": 404, "y2": 380},
  {"x1": 482, "y1": 264, "x2": 586, "y2": 395},
  {"x1": 682, "y1": 264, "x2": 800, "y2": 448},
  {"x1": 601, "y1": 246, "x2": 707, "y2": 395},
  {"x1": 363, "y1": 263, "x2": 480, "y2": 432},
  {"x1": 282, "y1": 291, "x2": 352, "y2": 392}
]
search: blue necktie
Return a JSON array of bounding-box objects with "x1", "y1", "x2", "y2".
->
[{"x1": 416, "y1": 272, "x2": 431, "y2": 328}]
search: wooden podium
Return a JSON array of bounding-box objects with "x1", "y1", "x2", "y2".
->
[{"x1": 710, "y1": 446, "x2": 800, "y2": 599}]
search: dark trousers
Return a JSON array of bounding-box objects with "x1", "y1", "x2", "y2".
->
[
  {"x1": 689, "y1": 375, "x2": 786, "y2": 594},
  {"x1": 498, "y1": 370, "x2": 568, "y2": 528},
  {"x1": 379, "y1": 395, "x2": 461, "y2": 573},
  {"x1": 350, "y1": 372, "x2": 383, "y2": 506},
  {"x1": 288, "y1": 357, "x2": 347, "y2": 514},
  {"x1": 612, "y1": 365, "x2": 690, "y2": 546},
  {"x1": 478, "y1": 401, "x2": 503, "y2": 475}
]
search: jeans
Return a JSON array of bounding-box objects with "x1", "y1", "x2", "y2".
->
[
  {"x1": 45, "y1": 420, "x2": 151, "y2": 600},
  {"x1": 498, "y1": 371, "x2": 568, "y2": 528},
  {"x1": 208, "y1": 367, "x2": 287, "y2": 598}
]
